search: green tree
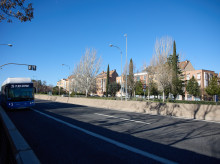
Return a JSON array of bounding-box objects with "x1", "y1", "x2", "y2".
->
[
  {"x1": 169, "y1": 40, "x2": 184, "y2": 99},
  {"x1": 149, "y1": 81, "x2": 159, "y2": 98},
  {"x1": 52, "y1": 86, "x2": 66, "y2": 95},
  {"x1": 106, "y1": 64, "x2": 110, "y2": 97},
  {"x1": 135, "y1": 81, "x2": 144, "y2": 95},
  {"x1": 128, "y1": 58, "x2": 135, "y2": 97},
  {"x1": 0, "y1": 0, "x2": 34, "y2": 23},
  {"x1": 186, "y1": 76, "x2": 200, "y2": 97},
  {"x1": 108, "y1": 82, "x2": 121, "y2": 97},
  {"x1": 205, "y1": 76, "x2": 220, "y2": 101}
]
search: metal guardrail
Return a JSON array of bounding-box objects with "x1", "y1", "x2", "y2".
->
[{"x1": 0, "y1": 106, "x2": 40, "y2": 164}]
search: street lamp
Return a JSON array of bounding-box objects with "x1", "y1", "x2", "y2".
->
[
  {"x1": 62, "y1": 64, "x2": 71, "y2": 98},
  {"x1": 124, "y1": 34, "x2": 128, "y2": 101},
  {"x1": 0, "y1": 44, "x2": 13, "y2": 47},
  {"x1": 109, "y1": 44, "x2": 123, "y2": 101}
]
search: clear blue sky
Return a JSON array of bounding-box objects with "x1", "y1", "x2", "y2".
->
[{"x1": 1, "y1": 0, "x2": 220, "y2": 87}]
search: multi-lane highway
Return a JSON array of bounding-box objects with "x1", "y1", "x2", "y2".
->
[{"x1": 6, "y1": 99, "x2": 220, "y2": 163}]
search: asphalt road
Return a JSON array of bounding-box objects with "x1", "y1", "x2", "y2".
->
[{"x1": 5, "y1": 99, "x2": 220, "y2": 164}]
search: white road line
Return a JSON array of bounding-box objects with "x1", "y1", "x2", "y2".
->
[
  {"x1": 32, "y1": 109, "x2": 176, "y2": 164},
  {"x1": 95, "y1": 113, "x2": 151, "y2": 125}
]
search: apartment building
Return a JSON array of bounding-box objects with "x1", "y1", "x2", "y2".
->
[
  {"x1": 134, "y1": 71, "x2": 148, "y2": 84},
  {"x1": 66, "y1": 75, "x2": 77, "y2": 93},
  {"x1": 96, "y1": 69, "x2": 118, "y2": 96},
  {"x1": 184, "y1": 69, "x2": 218, "y2": 100},
  {"x1": 179, "y1": 60, "x2": 218, "y2": 100},
  {"x1": 115, "y1": 71, "x2": 148, "y2": 97},
  {"x1": 57, "y1": 79, "x2": 68, "y2": 91}
]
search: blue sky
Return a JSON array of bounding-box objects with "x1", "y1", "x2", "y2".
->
[{"x1": 1, "y1": 0, "x2": 220, "y2": 87}]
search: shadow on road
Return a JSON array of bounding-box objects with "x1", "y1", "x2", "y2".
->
[{"x1": 6, "y1": 99, "x2": 220, "y2": 164}]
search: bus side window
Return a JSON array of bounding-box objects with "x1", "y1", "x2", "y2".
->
[{"x1": 5, "y1": 87, "x2": 8, "y2": 98}]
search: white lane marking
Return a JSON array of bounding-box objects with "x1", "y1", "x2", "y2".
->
[
  {"x1": 95, "y1": 113, "x2": 151, "y2": 125},
  {"x1": 31, "y1": 109, "x2": 176, "y2": 164}
]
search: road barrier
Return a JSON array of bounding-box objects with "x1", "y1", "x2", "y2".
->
[
  {"x1": 35, "y1": 95, "x2": 220, "y2": 123},
  {"x1": 0, "y1": 106, "x2": 40, "y2": 164}
]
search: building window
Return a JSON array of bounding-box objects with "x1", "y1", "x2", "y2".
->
[
  {"x1": 136, "y1": 76, "x2": 140, "y2": 81},
  {"x1": 198, "y1": 80, "x2": 201, "y2": 86},
  {"x1": 204, "y1": 80, "x2": 208, "y2": 87},
  {"x1": 144, "y1": 76, "x2": 146, "y2": 80},
  {"x1": 186, "y1": 74, "x2": 190, "y2": 80},
  {"x1": 197, "y1": 73, "x2": 201, "y2": 80},
  {"x1": 204, "y1": 72, "x2": 208, "y2": 80},
  {"x1": 210, "y1": 74, "x2": 213, "y2": 80}
]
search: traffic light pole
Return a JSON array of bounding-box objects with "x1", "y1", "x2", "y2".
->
[{"x1": 0, "y1": 63, "x2": 36, "y2": 70}]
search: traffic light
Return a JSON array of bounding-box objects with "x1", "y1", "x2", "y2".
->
[
  {"x1": 28, "y1": 65, "x2": 32, "y2": 70},
  {"x1": 28, "y1": 65, "x2": 37, "y2": 71},
  {"x1": 33, "y1": 65, "x2": 36, "y2": 71}
]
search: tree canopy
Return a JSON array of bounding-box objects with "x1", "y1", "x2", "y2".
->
[
  {"x1": 0, "y1": 0, "x2": 34, "y2": 23},
  {"x1": 108, "y1": 82, "x2": 121, "y2": 97},
  {"x1": 169, "y1": 40, "x2": 184, "y2": 99},
  {"x1": 128, "y1": 58, "x2": 135, "y2": 97},
  {"x1": 135, "y1": 81, "x2": 144, "y2": 95},
  {"x1": 186, "y1": 76, "x2": 200, "y2": 97},
  {"x1": 73, "y1": 48, "x2": 102, "y2": 97},
  {"x1": 205, "y1": 76, "x2": 220, "y2": 97}
]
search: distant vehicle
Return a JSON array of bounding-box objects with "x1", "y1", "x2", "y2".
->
[{"x1": 1, "y1": 77, "x2": 35, "y2": 109}]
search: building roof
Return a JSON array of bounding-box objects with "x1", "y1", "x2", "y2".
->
[
  {"x1": 68, "y1": 75, "x2": 75, "y2": 79},
  {"x1": 2, "y1": 77, "x2": 32, "y2": 86},
  {"x1": 97, "y1": 69, "x2": 117, "y2": 78},
  {"x1": 178, "y1": 60, "x2": 189, "y2": 70}
]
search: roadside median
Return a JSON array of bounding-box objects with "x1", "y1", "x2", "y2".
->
[{"x1": 35, "y1": 95, "x2": 220, "y2": 123}]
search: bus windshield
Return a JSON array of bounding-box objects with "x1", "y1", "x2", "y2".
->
[{"x1": 8, "y1": 88, "x2": 34, "y2": 101}]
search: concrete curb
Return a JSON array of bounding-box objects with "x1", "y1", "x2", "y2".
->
[{"x1": 0, "y1": 106, "x2": 40, "y2": 164}]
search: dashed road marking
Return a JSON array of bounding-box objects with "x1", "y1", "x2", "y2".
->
[
  {"x1": 32, "y1": 109, "x2": 176, "y2": 164},
  {"x1": 94, "y1": 113, "x2": 151, "y2": 125}
]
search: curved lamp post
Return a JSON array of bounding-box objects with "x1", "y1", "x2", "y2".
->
[
  {"x1": 0, "y1": 44, "x2": 13, "y2": 47},
  {"x1": 109, "y1": 44, "x2": 123, "y2": 101}
]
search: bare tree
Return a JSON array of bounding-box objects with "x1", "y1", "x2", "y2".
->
[
  {"x1": 150, "y1": 36, "x2": 173, "y2": 102},
  {"x1": 73, "y1": 48, "x2": 102, "y2": 97}
]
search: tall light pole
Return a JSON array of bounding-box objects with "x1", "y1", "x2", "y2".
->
[
  {"x1": 109, "y1": 44, "x2": 123, "y2": 101},
  {"x1": 124, "y1": 34, "x2": 128, "y2": 101},
  {"x1": 62, "y1": 64, "x2": 71, "y2": 98},
  {"x1": 0, "y1": 44, "x2": 13, "y2": 47}
]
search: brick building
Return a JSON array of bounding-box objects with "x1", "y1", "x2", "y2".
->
[
  {"x1": 96, "y1": 69, "x2": 118, "y2": 96},
  {"x1": 179, "y1": 60, "x2": 219, "y2": 100}
]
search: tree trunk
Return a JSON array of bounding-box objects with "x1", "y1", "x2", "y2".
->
[
  {"x1": 86, "y1": 89, "x2": 88, "y2": 97},
  {"x1": 163, "y1": 91, "x2": 165, "y2": 102}
]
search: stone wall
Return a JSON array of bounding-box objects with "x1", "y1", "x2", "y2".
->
[{"x1": 35, "y1": 95, "x2": 220, "y2": 122}]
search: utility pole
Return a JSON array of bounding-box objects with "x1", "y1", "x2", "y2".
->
[{"x1": 124, "y1": 34, "x2": 128, "y2": 101}]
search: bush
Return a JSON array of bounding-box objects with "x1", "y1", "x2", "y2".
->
[{"x1": 70, "y1": 92, "x2": 85, "y2": 97}]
